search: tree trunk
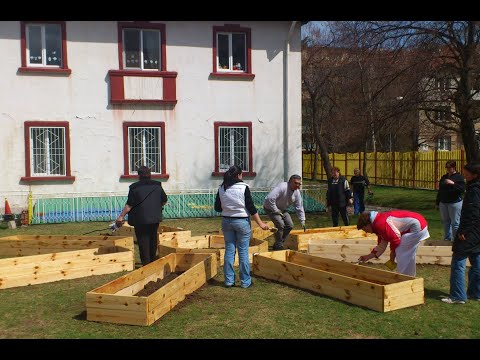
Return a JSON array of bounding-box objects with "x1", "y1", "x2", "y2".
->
[{"x1": 312, "y1": 143, "x2": 319, "y2": 180}]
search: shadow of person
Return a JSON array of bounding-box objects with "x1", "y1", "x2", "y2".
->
[{"x1": 424, "y1": 288, "x2": 449, "y2": 300}]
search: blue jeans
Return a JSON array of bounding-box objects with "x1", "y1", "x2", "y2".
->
[
  {"x1": 353, "y1": 192, "x2": 365, "y2": 215},
  {"x1": 222, "y1": 217, "x2": 252, "y2": 288},
  {"x1": 439, "y1": 201, "x2": 462, "y2": 241},
  {"x1": 449, "y1": 252, "x2": 480, "y2": 301}
]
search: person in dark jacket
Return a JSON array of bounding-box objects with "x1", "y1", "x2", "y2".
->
[
  {"x1": 436, "y1": 160, "x2": 465, "y2": 241},
  {"x1": 326, "y1": 166, "x2": 353, "y2": 227},
  {"x1": 215, "y1": 165, "x2": 269, "y2": 288},
  {"x1": 116, "y1": 166, "x2": 168, "y2": 267},
  {"x1": 442, "y1": 161, "x2": 480, "y2": 304},
  {"x1": 350, "y1": 168, "x2": 372, "y2": 215}
]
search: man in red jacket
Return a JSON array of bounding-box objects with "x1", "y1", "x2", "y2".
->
[{"x1": 357, "y1": 210, "x2": 430, "y2": 276}]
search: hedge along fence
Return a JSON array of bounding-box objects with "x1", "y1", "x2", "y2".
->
[{"x1": 303, "y1": 149, "x2": 466, "y2": 190}]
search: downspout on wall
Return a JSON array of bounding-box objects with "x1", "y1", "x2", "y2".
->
[{"x1": 283, "y1": 21, "x2": 297, "y2": 181}]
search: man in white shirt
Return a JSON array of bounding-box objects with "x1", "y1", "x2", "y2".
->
[{"x1": 263, "y1": 175, "x2": 306, "y2": 250}]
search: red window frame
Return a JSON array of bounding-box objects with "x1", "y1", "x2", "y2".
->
[
  {"x1": 211, "y1": 25, "x2": 254, "y2": 80},
  {"x1": 121, "y1": 122, "x2": 169, "y2": 180},
  {"x1": 21, "y1": 121, "x2": 75, "y2": 182},
  {"x1": 117, "y1": 22, "x2": 167, "y2": 72},
  {"x1": 18, "y1": 21, "x2": 71, "y2": 75},
  {"x1": 212, "y1": 122, "x2": 256, "y2": 177}
]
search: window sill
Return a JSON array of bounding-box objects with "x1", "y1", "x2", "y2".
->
[
  {"x1": 120, "y1": 174, "x2": 170, "y2": 180},
  {"x1": 209, "y1": 72, "x2": 255, "y2": 80},
  {"x1": 111, "y1": 99, "x2": 177, "y2": 105},
  {"x1": 20, "y1": 176, "x2": 75, "y2": 182},
  {"x1": 17, "y1": 67, "x2": 72, "y2": 75},
  {"x1": 211, "y1": 171, "x2": 256, "y2": 177}
]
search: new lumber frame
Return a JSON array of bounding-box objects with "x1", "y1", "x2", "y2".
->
[
  {"x1": 86, "y1": 253, "x2": 217, "y2": 326},
  {"x1": 252, "y1": 250, "x2": 424, "y2": 312},
  {"x1": 0, "y1": 235, "x2": 134, "y2": 289}
]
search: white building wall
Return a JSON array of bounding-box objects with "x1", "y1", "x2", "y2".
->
[{"x1": 0, "y1": 21, "x2": 302, "y2": 197}]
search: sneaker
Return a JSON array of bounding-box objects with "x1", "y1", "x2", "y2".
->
[
  {"x1": 468, "y1": 296, "x2": 480, "y2": 301},
  {"x1": 272, "y1": 245, "x2": 284, "y2": 251},
  {"x1": 441, "y1": 297, "x2": 466, "y2": 304},
  {"x1": 224, "y1": 283, "x2": 235, "y2": 288},
  {"x1": 241, "y1": 282, "x2": 253, "y2": 289}
]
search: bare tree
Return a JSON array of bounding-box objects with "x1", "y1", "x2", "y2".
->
[{"x1": 364, "y1": 21, "x2": 480, "y2": 162}]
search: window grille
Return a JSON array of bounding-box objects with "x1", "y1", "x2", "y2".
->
[
  {"x1": 128, "y1": 127, "x2": 161, "y2": 173},
  {"x1": 219, "y1": 127, "x2": 248, "y2": 171},
  {"x1": 30, "y1": 127, "x2": 66, "y2": 176}
]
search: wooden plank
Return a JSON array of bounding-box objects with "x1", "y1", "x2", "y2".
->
[
  {"x1": 0, "y1": 261, "x2": 132, "y2": 289},
  {"x1": 90, "y1": 254, "x2": 177, "y2": 294},
  {"x1": 174, "y1": 253, "x2": 217, "y2": 274},
  {"x1": 87, "y1": 307, "x2": 148, "y2": 326},
  {"x1": 383, "y1": 278, "x2": 424, "y2": 298},
  {"x1": 288, "y1": 250, "x2": 413, "y2": 284},
  {"x1": 86, "y1": 292, "x2": 148, "y2": 311},
  {"x1": 285, "y1": 231, "x2": 376, "y2": 251},
  {"x1": 383, "y1": 291, "x2": 425, "y2": 312},
  {"x1": 159, "y1": 231, "x2": 192, "y2": 244},
  {"x1": 147, "y1": 267, "x2": 210, "y2": 325},
  {"x1": 251, "y1": 221, "x2": 275, "y2": 240},
  {"x1": 289, "y1": 225, "x2": 358, "y2": 234},
  {"x1": 0, "y1": 249, "x2": 133, "y2": 275}
]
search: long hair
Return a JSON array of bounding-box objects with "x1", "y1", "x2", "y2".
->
[{"x1": 221, "y1": 165, "x2": 242, "y2": 191}]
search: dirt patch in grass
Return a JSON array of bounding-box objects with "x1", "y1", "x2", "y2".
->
[{"x1": 134, "y1": 271, "x2": 184, "y2": 297}]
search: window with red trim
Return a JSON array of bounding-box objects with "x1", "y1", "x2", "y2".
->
[
  {"x1": 19, "y1": 22, "x2": 70, "y2": 74},
  {"x1": 118, "y1": 22, "x2": 166, "y2": 71},
  {"x1": 121, "y1": 122, "x2": 168, "y2": 179},
  {"x1": 21, "y1": 121, "x2": 74, "y2": 182},
  {"x1": 211, "y1": 25, "x2": 254, "y2": 79},
  {"x1": 213, "y1": 122, "x2": 255, "y2": 176}
]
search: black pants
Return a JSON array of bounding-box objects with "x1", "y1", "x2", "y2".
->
[
  {"x1": 134, "y1": 223, "x2": 160, "y2": 266},
  {"x1": 331, "y1": 205, "x2": 349, "y2": 227}
]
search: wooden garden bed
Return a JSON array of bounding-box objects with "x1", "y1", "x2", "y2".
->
[
  {"x1": 158, "y1": 234, "x2": 268, "y2": 266},
  {"x1": 0, "y1": 235, "x2": 134, "y2": 289},
  {"x1": 252, "y1": 250, "x2": 424, "y2": 312},
  {"x1": 86, "y1": 253, "x2": 217, "y2": 326},
  {"x1": 283, "y1": 227, "x2": 377, "y2": 251},
  {"x1": 308, "y1": 241, "x2": 465, "y2": 266},
  {"x1": 115, "y1": 224, "x2": 191, "y2": 244}
]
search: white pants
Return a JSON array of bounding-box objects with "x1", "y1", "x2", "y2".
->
[{"x1": 395, "y1": 227, "x2": 430, "y2": 276}]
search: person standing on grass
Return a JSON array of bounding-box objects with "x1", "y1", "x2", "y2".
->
[
  {"x1": 263, "y1": 175, "x2": 306, "y2": 251},
  {"x1": 215, "y1": 165, "x2": 270, "y2": 289},
  {"x1": 116, "y1": 166, "x2": 168, "y2": 267},
  {"x1": 357, "y1": 210, "x2": 430, "y2": 276},
  {"x1": 350, "y1": 168, "x2": 373, "y2": 215},
  {"x1": 436, "y1": 160, "x2": 465, "y2": 241},
  {"x1": 442, "y1": 161, "x2": 480, "y2": 304},
  {"x1": 326, "y1": 167, "x2": 353, "y2": 227}
]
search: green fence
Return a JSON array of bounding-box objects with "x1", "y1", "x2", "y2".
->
[{"x1": 30, "y1": 187, "x2": 326, "y2": 224}]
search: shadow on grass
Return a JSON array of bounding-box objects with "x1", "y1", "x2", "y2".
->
[
  {"x1": 73, "y1": 310, "x2": 87, "y2": 321},
  {"x1": 424, "y1": 288, "x2": 449, "y2": 300},
  {"x1": 207, "y1": 278, "x2": 226, "y2": 287}
]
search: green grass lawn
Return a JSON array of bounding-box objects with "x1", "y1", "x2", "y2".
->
[{"x1": 0, "y1": 186, "x2": 473, "y2": 339}]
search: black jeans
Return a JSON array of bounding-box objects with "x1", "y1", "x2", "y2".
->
[
  {"x1": 330, "y1": 205, "x2": 349, "y2": 227},
  {"x1": 134, "y1": 223, "x2": 160, "y2": 266}
]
